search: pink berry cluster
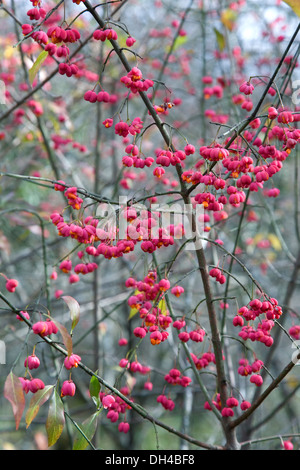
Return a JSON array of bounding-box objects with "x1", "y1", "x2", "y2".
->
[
  {"x1": 151, "y1": 147, "x2": 191, "y2": 179},
  {"x1": 233, "y1": 297, "x2": 283, "y2": 348},
  {"x1": 50, "y1": 204, "x2": 183, "y2": 289},
  {"x1": 189, "y1": 351, "x2": 216, "y2": 371},
  {"x1": 209, "y1": 267, "x2": 226, "y2": 285},
  {"x1": 199, "y1": 144, "x2": 229, "y2": 162},
  {"x1": 157, "y1": 394, "x2": 175, "y2": 411},
  {"x1": 178, "y1": 109, "x2": 300, "y2": 233},
  {"x1": 93, "y1": 28, "x2": 118, "y2": 42},
  {"x1": 60, "y1": 354, "x2": 81, "y2": 398},
  {"x1": 57, "y1": 255, "x2": 97, "y2": 285},
  {"x1": 114, "y1": 117, "x2": 144, "y2": 138},
  {"x1": 22, "y1": 12, "x2": 82, "y2": 74},
  {"x1": 126, "y1": 272, "x2": 172, "y2": 346},
  {"x1": 47, "y1": 26, "x2": 81, "y2": 44},
  {"x1": 16, "y1": 307, "x2": 47, "y2": 395},
  {"x1": 83, "y1": 89, "x2": 117, "y2": 104},
  {"x1": 32, "y1": 318, "x2": 58, "y2": 337},
  {"x1": 164, "y1": 368, "x2": 192, "y2": 388},
  {"x1": 100, "y1": 393, "x2": 131, "y2": 433},
  {"x1": 176, "y1": 326, "x2": 206, "y2": 344},
  {"x1": 27, "y1": 99, "x2": 44, "y2": 117},
  {"x1": 18, "y1": 304, "x2": 81, "y2": 398},
  {"x1": 125, "y1": 271, "x2": 187, "y2": 346},
  {"x1": 58, "y1": 62, "x2": 79, "y2": 78},
  {"x1": 26, "y1": 0, "x2": 46, "y2": 22},
  {"x1": 19, "y1": 376, "x2": 45, "y2": 394},
  {"x1": 239, "y1": 81, "x2": 255, "y2": 95},
  {"x1": 204, "y1": 393, "x2": 251, "y2": 417},
  {"x1": 120, "y1": 67, "x2": 154, "y2": 94},
  {"x1": 125, "y1": 272, "x2": 208, "y2": 349},
  {"x1": 203, "y1": 84, "x2": 224, "y2": 100},
  {"x1": 53, "y1": 182, "x2": 83, "y2": 210},
  {"x1": 119, "y1": 358, "x2": 151, "y2": 375},
  {"x1": 237, "y1": 357, "x2": 264, "y2": 387},
  {"x1": 19, "y1": 347, "x2": 45, "y2": 395},
  {"x1": 122, "y1": 144, "x2": 154, "y2": 168}
]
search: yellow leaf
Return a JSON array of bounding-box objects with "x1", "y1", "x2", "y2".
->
[
  {"x1": 214, "y1": 28, "x2": 226, "y2": 52},
  {"x1": 282, "y1": 0, "x2": 300, "y2": 17},
  {"x1": 158, "y1": 297, "x2": 168, "y2": 316},
  {"x1": 268, "y1": 234, "x2": 282, "y2": 251},
  {"x1": 128, "y1": 306, "x2": 139, "y2": 320},
  {"x1": 4, "y1": 46, "x2": 15, "y2": 60},
  {"x1": 221, "y1": 9, "x2": 238, "y2": 31},
  {"x1": 29, "y1": 50, "x2": 48, "y2": 86}
]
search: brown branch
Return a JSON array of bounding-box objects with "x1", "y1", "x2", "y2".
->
[
  {"x1": 229, "y1": 354, "x2": 300, "y2": 430},
  {"x1": 83, "y1": 0, "x2": 239, "y2": 449}
]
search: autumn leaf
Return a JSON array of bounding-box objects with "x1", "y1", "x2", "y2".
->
[
  {"x1": 282, "y1": 0, "x2": 300, "y2": 17},
  {"x1": 4, "y1": 372, "x2": 25, "y2": 430},
  {"x1": 53, "y1": 320, "x2": 73, "y2": 357},
  {"x1": 221, "y1": 9, "x2": 238, "y2": 31},
  {"x1": 26, "y1": 385, "x2": 54, "y2": 428},
  {"x1": 268, "y1": 234, "x2": 282, "y2": 251},
  {"x1": 46, "y1": 389, "x2": 65, "y2": 448}
]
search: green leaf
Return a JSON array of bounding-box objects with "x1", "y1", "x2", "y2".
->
[
  {"x1": 61, "y1": 295, "x2": 80, "y2": 334},
  {"x1": 214, "y1": 27, "x2": 226, "y2": 52},
  {"x1": 283, "y1": 0, "x2": 300, "y2": 17},
  {"x1": 4, "y1": 372, "x2": 25, "y2": 430},
  {"x1": 166, "y1": 35, "x2": 187, "y2": 53},
  {"x1": 46, "y1": 389, "x2": 65, "y2": 448},
  {"x1": 26, "y1": 385, "x2": 54, "y2": 428},
  {"x1": 28, "y1": 50, "x2": 49, "y2": 86},
  {"x1": 89, "y1": 375, "x2": 100, "y2": 404},
  {"x1": 128, "y1": 306, "x2": 139, "y2": 319},
  {"x1": 72, "y1": 412, "x2": 99, "y2": 450}
]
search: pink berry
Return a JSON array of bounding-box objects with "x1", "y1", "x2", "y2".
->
[
  {"x1": 61, "y1": 380, "x2": 76, "y2": 397},
  {"x1": 102, "y1": 394, "x2": 115, "y2": 409},
  {"x1": 24, "y1": 354, "x2": 40, "y2": 370},
  {"x1": 6, "y1": 279, "x2": 18, "y2": 293}
]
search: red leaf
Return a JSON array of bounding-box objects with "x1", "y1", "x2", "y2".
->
[
  {"x1": 53, "y1": 320, "x2": 73, "y2": 357},
  {"x1": 26, "y1": 385, "x2": 54, "y2": 428},
  {"x1": 4, "y1": 372, "x2": 25, "y2": 430}
]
